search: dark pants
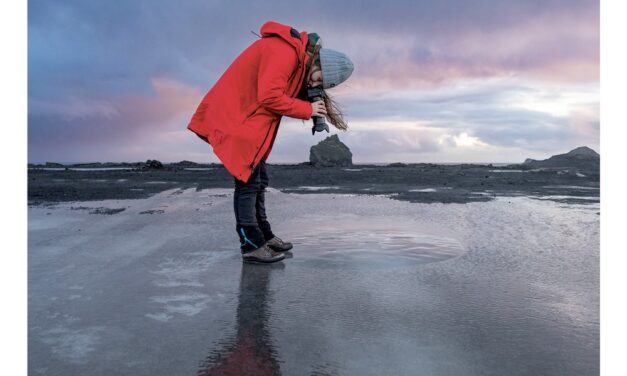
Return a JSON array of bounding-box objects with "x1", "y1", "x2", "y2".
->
[{"x1": 234, "y1": 160, "x2": 275, "y2": 252}]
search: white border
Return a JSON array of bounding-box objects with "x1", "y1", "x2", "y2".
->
[
  {"x1": 1, "y1": 0, "x2": 27, "y2": 375},
  {"x1": 601, "y1": 0, "x2": 627, "y2": 375}
]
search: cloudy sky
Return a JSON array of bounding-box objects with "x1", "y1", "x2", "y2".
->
[{"x1": 28, "y1": 0, "x2": 599, "y2": 164}]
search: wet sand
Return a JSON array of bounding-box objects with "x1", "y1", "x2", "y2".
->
[{"x1": 28, "y1": 186, "x2": 599, "y2": 375}]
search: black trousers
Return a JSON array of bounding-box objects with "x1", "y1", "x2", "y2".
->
[{"x1": 234, "y1": 160, "x2": 275, "y2": 252}]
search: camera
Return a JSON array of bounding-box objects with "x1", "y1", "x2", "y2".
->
[{"x1": 307, "y1": 87, "x2": 330, "y2": 135}]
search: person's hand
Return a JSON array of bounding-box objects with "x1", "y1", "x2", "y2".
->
[{"x1": 311, "y1": 100, "x2": 327, "y2": 118}]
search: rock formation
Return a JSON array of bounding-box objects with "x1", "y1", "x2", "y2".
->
[
  {"x1": 170, "y1": 160, "x2": 199, "y2": 167},
  {"x1": 143, "y1": 159, "x2": 164, "y2": 170},
  {"x1": 309, "y1": 134, "x2": 353, "y2": 167},
  {"x1": 522, "y1": 146, "x2": 599, "y2": 170}
]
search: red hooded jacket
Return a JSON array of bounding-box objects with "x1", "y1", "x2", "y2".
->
[{"x1": 187, "y1": 21, "x2": 313, "y2": 182}]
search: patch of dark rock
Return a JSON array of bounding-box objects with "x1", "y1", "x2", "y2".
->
[
  {"x1": 70, "y1": 206, "x2": 91, "y2": 211},
  {"x1": 309, "y1": 134, "x2": 352, "y2": 167},
  {"x1": 522, "y1": 146, "x2": 599, "y2": 170},
  {"x1": 139, "y1": 209, "x2": 165, "y2": 215},
  {"x1": 394, "y1": 194, "x2": 493, "y2": 204},
  {"x1": 29, "y1": 201, "x2": 59, "y2": 208},
  {"x1": 142, "y1": 159, "x2": 164, "y2": 170},
  {"x1": 90, "y1": 207, "x2": 126, "y2": 215},
  {"x1": 71, "y1": 206, "x2": 126, "y2": 215},
  {"x1": 531, "y1": 197, "x2": 599, "y2": 205},
  {"x1": 169, "y1": 160, "x2": 200, "y2": 167}
]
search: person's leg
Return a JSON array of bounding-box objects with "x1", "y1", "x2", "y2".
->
[
  {"x1": 255, "y1": 160, "x2": 275, "y2": 241},
  {"x1": 234, "y1": 165, "x2": 266, "y2": 253},
  {"x1": 256, "y1": 161, "x2": 293, "y2": 252}
]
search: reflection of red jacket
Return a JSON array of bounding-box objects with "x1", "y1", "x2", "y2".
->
[
  {"x1": 197, "y1": 337, "x2": 279, "y2": 376},
  {"x1": 188, "y1": 21, "x2": 312, "y2": 182}
]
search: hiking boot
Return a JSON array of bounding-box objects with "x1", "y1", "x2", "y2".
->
[
  {"x1": 242, "y1": 244, "x2": 285, "y2": 264},
  {"x1": 266, "y1": 236, "x2": 293, "y2": 252}
]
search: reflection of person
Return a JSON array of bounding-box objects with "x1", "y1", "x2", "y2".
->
[
  {"x1": 197, "y1": 263, "x2": 283, "y2": 375},
  {"x1": 188, "y1": 21, "x2": 354, "y2": 263}
]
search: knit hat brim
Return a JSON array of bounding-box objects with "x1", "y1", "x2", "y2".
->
[{"x1": 319, "y1": 48, "x2": 354, "y2": 89}]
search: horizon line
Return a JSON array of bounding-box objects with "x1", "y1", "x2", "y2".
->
[{"x1": 27, "y1": 160, "x2": 521, "y2": 165}]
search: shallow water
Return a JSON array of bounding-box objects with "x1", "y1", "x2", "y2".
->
[
  {"x1": 282, "y1": 215, "x2": 465, "y2": 269},
  {"x1": 28, "y1": 189, "x2": 599, "y2": 375}
]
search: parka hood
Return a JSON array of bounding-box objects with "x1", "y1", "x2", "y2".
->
[{"x1": 259, "y1": 21, "x2": 308, "y2": 54}]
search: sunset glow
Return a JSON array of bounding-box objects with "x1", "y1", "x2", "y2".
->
[{"x1": 28, "y1": 0, "x2": 599, "y2": 163}]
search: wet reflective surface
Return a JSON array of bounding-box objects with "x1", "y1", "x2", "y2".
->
[
  {"x1": 198, "y1": 263, "x2": 283, "y2": 376},
  {"x1": 29, "y1": 189, "x2": 599, "y2": 375},
  {"x1": 283, "y1": 215, "x2": 466, "y2": 269}
]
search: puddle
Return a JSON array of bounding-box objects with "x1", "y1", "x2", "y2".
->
[
  {"x1": 28, "y1": 189, "x2": 599, "y2": 375},
  {"x1": 294, "y1": 186, "x2": 340, "y2": 191},
  {"x1": 282, "y1": 215, "x2": 465, "y2": 269}
]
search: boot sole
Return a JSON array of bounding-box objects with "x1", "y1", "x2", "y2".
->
[{"x1": 242, "y1": 256, "x2": 285, "y2": 264}]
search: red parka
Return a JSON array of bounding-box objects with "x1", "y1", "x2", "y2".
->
[{"x1": 187, "y1": 21, "x2": 313, "y2": 182}]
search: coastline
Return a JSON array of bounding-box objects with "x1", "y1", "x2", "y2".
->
[{"x1": 28, "y1": 163, "x2": 600, "y2": 206}]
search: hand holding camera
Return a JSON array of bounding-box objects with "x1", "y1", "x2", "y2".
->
[
  {"x1": 308, "y1": 87, "x2": 330, "y2": 135},
  {"x1": 311, "y1": 100, "x2": 327, "y2": 118}
]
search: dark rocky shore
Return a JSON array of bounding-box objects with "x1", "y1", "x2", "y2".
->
[{"x1": 28, "y1": 146, "x2": 599, "y2": 206}]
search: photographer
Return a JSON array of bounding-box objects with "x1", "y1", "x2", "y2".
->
[{"x1": 188, "y1": 21, "x2": 354, "y2": 263}]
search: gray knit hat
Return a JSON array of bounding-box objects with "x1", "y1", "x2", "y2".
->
[{"x1": 319, "y1": 48, "x2": 354, "y2": 89}]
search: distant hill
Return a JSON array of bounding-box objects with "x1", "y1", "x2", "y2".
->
[{"x1": 523, "y1": 146, "x2": 599, "y2": 170}]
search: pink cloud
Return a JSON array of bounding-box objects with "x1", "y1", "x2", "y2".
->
[
  {"x1": 337, "y1": 7, "x2": 598, "y2": 92},
  {"x1": 116, "y1": 77, "x2": 203, "y2": 134}
]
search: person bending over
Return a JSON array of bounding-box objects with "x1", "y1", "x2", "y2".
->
[{"x1": 188, "y1": 21, "x2": 354, "y2": 263}]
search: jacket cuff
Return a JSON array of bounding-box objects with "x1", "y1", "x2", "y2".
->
[{"x1": 294, "y1": 99, "x2": 313, "y2": 120}]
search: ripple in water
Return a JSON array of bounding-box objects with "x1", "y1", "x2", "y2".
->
[{"x1": 282, "y1": 216, "x2": 466, "y2": 269}]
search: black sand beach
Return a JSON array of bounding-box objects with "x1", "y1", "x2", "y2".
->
[{"x1": 28, "y1": 162, "x2": 599, "y2": 206}]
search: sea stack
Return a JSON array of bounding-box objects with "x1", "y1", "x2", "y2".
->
[{"x1": 309, "y1": 134, "x2": 353, "y2": 167}]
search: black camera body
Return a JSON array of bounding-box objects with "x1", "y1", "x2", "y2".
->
[{"x1": 307, "y1": 87, "x2": 330, "y2": 135}]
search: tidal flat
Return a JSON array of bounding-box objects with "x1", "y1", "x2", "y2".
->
[{"x1": 28, "y1": 166, "x2": 599, "y2": 375}]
